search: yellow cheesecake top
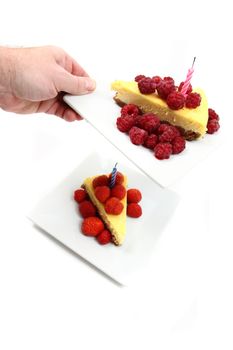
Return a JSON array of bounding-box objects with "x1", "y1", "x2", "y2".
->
[
  {"x1": 111, "y1": 80, "x2": 208, "y2": 138},
  {"x1": 83, "y1": 175, "x2": 127, "y2": 246}
]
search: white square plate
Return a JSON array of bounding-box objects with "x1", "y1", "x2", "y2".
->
[
  {"x1": 29, "y1": 152, "x2": 179, "y2": 285},
  {"x1": 64, "y1": 82, "x2": 223, "y2": 187}
]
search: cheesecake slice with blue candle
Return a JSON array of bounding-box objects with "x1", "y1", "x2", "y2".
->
[{"x1": 83, "y1": 164, "x2": 127, "y2": 245}]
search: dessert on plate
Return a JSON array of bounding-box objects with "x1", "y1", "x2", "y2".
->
[
  {"x1": 112, "y1": 79, "x2": 208, "y2": 140},
  {"x1": 111, "y1": 72, "x2": 220, "y2": 160},
  {"x1": 83, "y1": 173, "x2": 127, "y2": 245},
  {"x1": 73, "y1": 168, "x2": 142, "y2": 245}
]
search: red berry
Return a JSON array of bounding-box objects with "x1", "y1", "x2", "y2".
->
[
  {"x1": 157, "y1": 123, "x2": 170, "y2": 135},
  {"x1": 208, "y1": 108, "x2": 219, "y2": 121},
  {"x1": 154, "y1": 143, "x2": 172, "y2": 160},
  {"x1": 116, "y1": 115, "x2": 135, "y2": 132},
  {"x1": 138, "y1": 77, "x2": 156, "y2": 94},
  {"x1": 178, "y1": 82, "x2": 192, "y2": 94},
  {"x1": 152, "y1": 76, "x2": 162, "y2": 85},
  {"x1": 121, "y1": 104, "x2": 140, "y2": 118},
  {"x1": 144, "y1": 134, "x2": 158, "y2": 149},
  {"x1": 93, "y1": 175, "x2": 109, "y2": 188},
  {"x1": 111, "y1": 184, "x2": 126, "y2": 200},
  {"x1": 163, "y1": 76, "x2": 175, "y2": 84},
  {"x1": 129, "y1": 126, "x2": 148, "y2": 145},
  {"x1": 185, "y1": 92, "x2": 201, "y2": 108},
  {"x1": 74, "y1": 188, "x2": 87, "y2": 203},
  {"x1": 81, "y1": 217, "x2": 105, "y2": 236},
  {"x1": 207, "y1": 119, "x2": 220, "y2": 134},
  {"x1": 170, "y1": 125, "x2": 181, "y2": 137},
  {"x1": 134, "y1": 75, "x2": 146, "y2": 82},
  {"x1": 156, "y1": 79, "x2": 176, "y2": 100},
  {"x1": 94, "y1": 186, "x2": 111, "y2": 203},
  {"x1": 172, "y1": 136, "x2": 186, "y2": 154},
  {"x1": 166, "y1": 91, "x2": 185, "y2": 110},
  {"x1": 96, "y1": 230, "x2": 112, "y2": 245},
  {"x1": 159, "y1": 126, "x2": 178, "y2": 142},
  {"x1": 79, "y1": 200, "x2": 96, "y2": 218},
  {"x1": 127, "y1": 203, "x2": 142, "y2": 218},
  {"x1": 109, "y1": 172, "x2": 124, "y2": 186},
  {"x1": 135, "y1": 113, "x2": 160, "y2": 133},
  {"x1": 127, "y1": 189, "x2": 142, "y2": 203},
  {"x1": 105, "y1": 197, "x2": 124, "y2": 215}
]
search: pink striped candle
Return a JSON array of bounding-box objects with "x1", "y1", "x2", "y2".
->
[{"x1": 181, "y1": 57, "x2": 196, "y2": 95}]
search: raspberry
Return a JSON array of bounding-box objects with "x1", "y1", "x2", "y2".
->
[
  {"x1": 166, "y1": 91, "x2": 185, "y2": 110},
  {"x1": 121, "y1": 104, "x2": 140, "y2": 118},
  {"x1": 129, "y1": 126, "x2": 148, "y2": 145},
  {"x1": 163, "y1": 76, "x2": 175, "y2": 84},
  {"x1": 159, "y1": 125, "x2": 178, "y2": 142},
  {"x1": 127, "y1": 203, "x2": 142, "y2": 218},
  {"x1": 93, "y1": 175, "x2": 109, "y2": 188},
  {"x1": 127, "y1": 189, "x2": 142, "y2": 203},
  {"x1": 157, "y1": 123, "x2": 170, "y2": 135},
  {"x1": 96, "y1": 230, "x2": 112, "y2": 245},
  {"x1": 105, "y1": 197, "x2": 124, "y2": 215},
  {"x1": 152, "y1": 76, "x2": 162, "y2": 85},
  {"x1": 178, "y1": 82, "x2": 192, "y2": 94},
  {"x1": 170, "y1": 125, "x2": 181, "y2": 137},
  {"x1": 135, "y1": 113, "x2": 160, "y2": 133},
  {"x1": 185, "y1": 92, "x2": 201, "y2": 108},
  {"x1": 156, "y1": 79, "x2": 176, "y2": 99},
  {"x1": 154, "y1": 143, "x2": 172, "y2": 160},
  {"x1": 111, "y1": 184, "x2": 126, "y2": 200},
  {"x1": 94, "y1": 186, "x2": 111, "y2": 203},
  {"x1": 81, "y1": 217, "x2": 105, "y2": 236},
  {"x1": 172, "y1": 136, "x2": 186, "y2": 154},
  {"x1": 207, "y1": 119, "x2": 220, "y2": 134},
  {"x1": 79, "y1": 200, "x2": 97, "y2": 218},
  {"x1": 135, "y1": 74, "x2": 146, "y2": 82},
  {"x1": 109, "y1": 171, "x2": 124, "y2": 185},
  {"x1": 138, "y1": 77, "x2": 156, "y2": 94},
  {"x1": 208, "y1": 108, "x2": 219, "y2": 121},
  {"x1": 117, "y1": 115, "x2": 135, "y2": 133},
  {"x1": 74, "y1": 188, "x2": 87, "y2": 203},
  {"x1": 144, "y1": 134, "x2": 158, "y2": 149}
]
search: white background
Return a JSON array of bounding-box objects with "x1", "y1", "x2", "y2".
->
[{"x1": 0, "y1": 0, "x2": 233, "y2": 349}]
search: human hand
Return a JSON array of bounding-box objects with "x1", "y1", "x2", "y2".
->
[{"x1": 0, "y1": 46, "x2": 96, "y2": 121}]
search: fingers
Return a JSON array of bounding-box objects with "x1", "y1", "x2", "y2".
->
[
  {"x1": 37, "y1": 97, "x2": 83, "y2": 122},
  {"x1": 53, "y1": 48, "x2": 95, "y2": 95},
  {"x1": 69, "y1": 56, "x2": 89, "y2": 77},
  {"x1": 49, "y1": 101, "x2": 83, "y2": 121},
  {"x1": 62, "y1": 108, "x2": 83, "y2": 122},
  {"x1": 54, "y1": 47, "x2": 89, "y2": 77},
  {"x1": 52, "y1": 99, "x2": 83, "y2": 121},
  {"x1": 56, "y1": 70, "x2": 96, "y2": 95}
]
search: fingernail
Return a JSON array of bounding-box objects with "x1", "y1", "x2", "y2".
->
[{"x1": 85, "y1": 78, "x2": 96, "y2": 91}]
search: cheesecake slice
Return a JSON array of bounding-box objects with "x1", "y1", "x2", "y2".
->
[
  {"x1": 111, "y1": 80, "x2": 209, "y2": 140},
  {"x1": 83, "y1": 174, "x2": 127, "y2": 245}
]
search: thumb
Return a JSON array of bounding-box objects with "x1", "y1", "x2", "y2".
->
[{"x1": 56, "y1": 71, "x2": 96, "y2": 95}]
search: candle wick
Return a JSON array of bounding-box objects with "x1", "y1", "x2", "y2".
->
[
  {"x1": 192, "y1": 57, "x2": 196, "y2": 68},
  {"x1": 114, "y1": 162, "x2": 118, "y2": 168}
]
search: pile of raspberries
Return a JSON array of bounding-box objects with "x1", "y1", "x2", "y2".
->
[
  {"x1": 135, "y1": 75, "x2": 201, "y2": 110},
  {"x1": 117, "y1": 103, "x2": 186, "y2": 160},
  {"x1": 73, "y1": 172, "x2": 142, "y2": 245},
  {"x1": 116, "y1": 102, "x2": 220, "y2": 160}
]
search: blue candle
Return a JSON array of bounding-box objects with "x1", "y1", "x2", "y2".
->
[{"x1": 110, "y1": 163, "x2": 118, "y2": 188}]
